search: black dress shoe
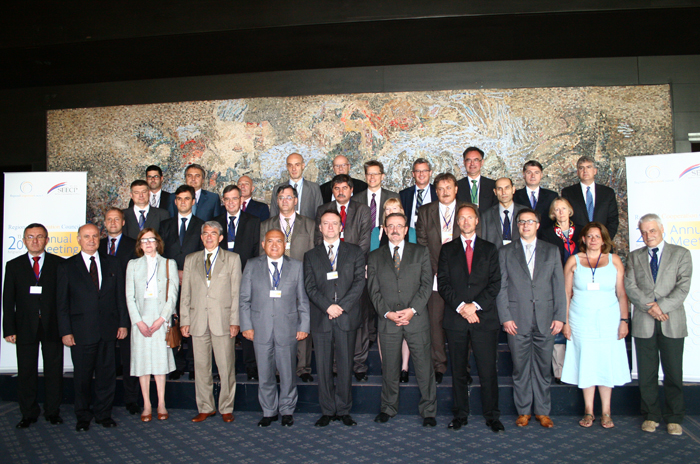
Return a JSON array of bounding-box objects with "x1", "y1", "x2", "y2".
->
[
  {"x1": 126, "y1": 403, "x2": 140, "y2": 415},
  {"x1": 400, "y1": 370, "x2": 409, "y2": 383},
  {"x1": 354, "y1": 372, "x2": 368, "y2": 382},
  {"x1": 75, "y1": 421, "x2": 90, "y2": 432},
  {"x1": 188, "y1": 370, "x2": 195, "y2": 380},
  {"x1": 281, "y1": 415, "x2": 294, "y2": 426},
  {"x1": 96, "y1": 418, "x2": 118, "y2": 428},
  {"x1": 315, "y1": 415, "x2": 333, "y2": 427},
  {"x1": 339, "y1": 415, "x2": 357, "y2": 426},
  {"x1": 486, "y1": 419, "x2": 505, "y2": 432},
  {"x1": 276, "y1": 375, "x2": 280, "y2": 383},
  {"x1": 300, "y1": 373, "x2": 313, "y2": 382},
  {"x1": 16, "y1": 418, "x2": 37, "y2": 429},
  {"x1": 554, "y1": 377, "x2": 563, "y2": 385},
  {"x1": 168, "y1": 370, "x2": 183, "y2": 380},
  {"x1": 448, "y1": 417, "x2": 467, "y2": 430},
  {"x1": 247, "y1": 369, "x2": 259, "y2": 381},
  {"x1": 258, "y1": 415, "x2": 279, "y2": 427},
  {"x1": 374, "y1": 412, "x2": 392, "y2": 423},
  {"x1": 46, "y1": 415, "x2": 63, "y2": 425},
  {"x1": 435, "y1": 372, "x2": 443, "y2": 384},
  {"x1": 423, "y1": 417, "x2": 437, "y2": 427}
]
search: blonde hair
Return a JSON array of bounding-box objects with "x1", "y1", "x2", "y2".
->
[{"x1": 383, "y1": 197, "x2": 404, "y2": 213}]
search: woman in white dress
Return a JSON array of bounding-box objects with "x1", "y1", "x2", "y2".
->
[{"x1": 125, "y1": 228, "x2": 179, "y2": 422}]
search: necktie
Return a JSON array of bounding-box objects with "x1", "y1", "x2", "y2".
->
[
  {"x1": 503, "y1": 210, "x2": 511, "y2": 240},
  {"x1": 292, "y1": 183, "x2": 299, "y2": 213},
  {"x1": 180, "y1": 218, "x2": 187, "y2": 246},
  {"x1": 193, "y1": 194, "x2": 198, "y2": 215},
  {"x1": 370, "y1": 193, "x2": 377, "y2": 227},
  {"x1": 526, "y1": 243, "x2": 534, "y2": 278},
  {"x1": 241, "y1": 200, "x2": 247, "y2": 212},
  {"x1": 284, "y1": 217, "x2": 291, "y2": 257},
  {"x1": 585, "y1": 186, "x2": 594, "y2": 222},
  {"x1": 531, "y1": 191, "x2": 537, "y2": 209},
  {"x1": 393, "y1": 246, "x2": 401, "y2": 273},
  {"x1": 138, "y1": 210, "x2": 146, "y2": 230},
  {"x1": 465, "y1": 239, "x2": 473, "y2": 274},
  {"x1": 416, "y1": 188, "x2": 425, "y2": 214},
  {"x1": 328, "y1": 244, "x2": 336, "y2": 271},
  {"x1": 150, "y1": 193, "x2": 158, "y2": 207},
  {"x1": 650, "y1": 247, "x2": 659, "y2": 282},
  {"x1": 205, "y1": 252, "x2": 212, "y2": 281},
  {"x1": 89, "y1": 256, "x2": 99, "y2": 289},
  {"x1": 32, "y1": 256, "x2": 40, "y2": 281},
  {"x1": 471, "y1": 180, "x2": 478, "y2": 204},
  {"x1": 272, "y1": 262, "x2": 280, "y2": 289},
  {"x1": 228, "y1": 216, "x2": 236, "y2": 243},
  {"x1": 109, "y1": 238, "x2": 116, "y2": 256},
  {"x1": 340, "y1": 205, "x2": 346, "y2": 242}
]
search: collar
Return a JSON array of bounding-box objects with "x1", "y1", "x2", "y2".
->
[
  {"x1": 290, "y1": 178, "x2": 304, "y2": 187},
  {"x1": 178, "y1": 212, "x2": 193, "y2": 221},
  {"x1": 580, "y1": 181, "x2": 595, "y2": 190},
  {"x1": 27, "y1": 251, "x2": 45, "y2": 262},
  {"x1": 267, "y1": 256, "x2": 284, "y2": 267},
  {"x1": 388, "y1": 239, "x2": 405, "y2": 256},
  {"x1": 150, "y1": 189, "x2": 161, "y2": 196},
  {"x1": 336, "y1": 201, "x2": 351, "y2": 210},
  {"x1": 81, "y1": 250, "x2": 99, "y2": 261},
  {"x1": 520, "y1": 237, "x2": 537, "y2": 249},
  {"x1": 467, "y1": 174, "x2": 481, "y2": 183},
  {"x1": 526, "y1": 186, "x2": 540, "y2": 196},
  {"x1": 107, "y1": 233, "x2": 122, "y2": 241},
  {"x1": 134, "y1": 204, "x2": 151, "y2": 215},
  {"x1": 439, "y1": 200, "x2": 456, "y2": 211},
  {"x1": 227, "y1": 211, "x2": 240, "y2": 222},
  {"x1": 323, "y1": 238, "x2": 341, "y2": 251},
  {"x1": 460, "y1": 233, "x2": 476, "y2": 249},
  {"x1": 280, "y1": 211, "x2": 297, "y2": 221},
  {"x1": 648, "y1": 240, "x2": 665, "y2": 255},
  {"x1": 498, "y1": 203, "x2": 514, "y2": 216}
]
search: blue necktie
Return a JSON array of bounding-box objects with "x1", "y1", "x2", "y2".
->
[
  {"x1": 179, "y1": 218, "x2": 187, "y2": 246},
  {"x1": 272, "y1": 262, "x2": 280, "y2": 289},
  {"x1": 650, "y1": 247, "x2": 659, "y2": 283},
  {"x1": 585, "y1": 187, "x2": 594, "y2": 222},
  {"x1": 138, "y1": 210, "x2": 146, "y2": 230},
  {"x1": 531, "y1": 191, "x2": 537, "y2": 209},
  {"x1": 228, "y1": 216, "x2": 236, "y2": 244},
  {"x1": 502, "y1": 210, "x2": 511, "y2": 240}
]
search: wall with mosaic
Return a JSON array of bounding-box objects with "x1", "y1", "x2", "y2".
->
[{"x1": 47, "y1": 85, "x2": 673, "y2": 256}]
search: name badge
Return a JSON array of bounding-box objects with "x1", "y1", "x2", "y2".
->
[
  {"x1": 587, "y1": 282, "x2": 600, "y2": 291},
  {"x1": 340, "y1": 231, "x2": 345, "y2": 239},
  {"x1": 432, "y1": 275, "x2": 438, "y2": 292},
  {"x1": 270, "y1": 290, "x2": 282, "y2": 298},
  {"x1": 285, "y1": 242, "x2": 291, "y2": 250},
  {"x1": 228, "y1": 241, "x2": 235, "y2": 249},
  {"x1": 502, "y1": 240, "x2": 512, "y2": 245},
  {"x1": 441, "y1": 231, "x2": 453, "y2": 244},
  {"x1": 327, "y1": 271, "x2": 338, "y2": 280},
  {"x1": 144, "y1": 287, "x2": 156, "y2": 299},
  {"x1": 30, "y1": 286, "x2": 42, "y2": 294}
]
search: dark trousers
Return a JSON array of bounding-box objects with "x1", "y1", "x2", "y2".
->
[
  {"x1": 353, "y1": 288, "x2": 372, "y2": 374},
  {"x1": 118, "y1": 329, "x2": 139, "y2": 404},
  {"x1": 635, "y1": 321, "x2": 685, "y2": 423},
  {"x1": 313, "y1": 326, "x2": 356, "y2": 416},
  {"x1": 240, "y1": 335, "x2": 258, "y2": 371},
  {"x1": 174, "y1": 337, "x2": 195, "y2": 372},
  {"x1": 427, "y1": 291, "x2": 447, "y2": 374},
  {"x1": 446, "y1": 327, "x2": 500, "y2": 421},
  {"x1": 70, "y1": 338, "x2": 116, "y2": 422},
  {"x1": 16, "y1": 324, "x2": 63, "y2": 419}
]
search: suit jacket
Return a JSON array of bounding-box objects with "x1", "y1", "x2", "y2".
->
[
  {"x1": 128, "y1": 190, "x2": 175, "y2": 217},
  {"x1": 320, "y1": 177, "x2": 368, "y2": 204},
  {"x1": 625, "y1": 242, "x2": 692, "y2": 339},
  {"x1": 353, "y1": 187, "x2": 400, "y2": 228},
  {"x1": 99, "y1": 235, "x2": 137, "y2": 276},
  {"x1": 561, "y1": 183, "x2": 619, "y2": 239},
  {"x1": 400, "y1": 184, "x2": 437, "y2": 221},
  {"x1": 160, "y1": 215, "x2": 205, "y2": 270},
  {"x1": 57, "y1": 252, "x2": 129, "y2": 345},
  {"x1": 315, "y1": 201, "x2": 373, "y2": 260},
  {"x1": 3, "y1": 252, "x2": 62, "y2": 343},
  {"x1": 367, "y1": 242, "x2": 433, "y2": 334},
  {"x1": 496, "y1": 239, "x2": 566, "y2": 334},
  {"x1": 479, "y1": 203, "x2": 527, "y2": 250},
  {"x1": 438, "y1": 236, "x2": 501, "y2": 332},
  {"x1": 540, "y1": 225, "x2": 580, "y2": 268},
  {"x1": 214, "y1": 211, "x2": 260, "y2": 269},
  {"x1": 179, "y1": 248, "x2": 241, "y2": 337},
  {"x1": 415, "y1": 201, "x2": 462, "y2": 275},
  {"x1": 303, "y1": 241, "x2": 366, "y2": 333},
  {"x1": 260, "y1": 214, "x2": 315, "y2": 261},
  {"x1": 125, "y1": 255, "x2": 179, "y2": 326},
  {"x1": 513, "y1": 186, "x2": 558, "y2": 233},
  {"x1": 456, "y1": 175, "x2": 497, "y2": 213},
  {"x1": 270, "y1": 179, "x2": 323, "y2": 219},
  {"x1": 239, "y1": 255, "x2": 311, "y2": 345},
  {"x1": 122, "y1": 206, "x2": 170, "y2": 240},
  {"x1": 193, "y1": 189, "x2": 222, "y2": 222},
  {"x1": 243, "y1": 199, "x2": 270, "y2": 222}
]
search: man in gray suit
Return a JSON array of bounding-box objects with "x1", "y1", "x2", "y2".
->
[
  {"x1": 496, "y1": 208, "x2": 565, "y2": 428},
  {"x1": 368, "y1": 212, "x2": 436, "y2": 426},
  {"x1": 260, "y1": 185, "x2": 316, "y2": 382},
  {"x1": 122, "y1": 180, "x2": 170, "y2": 239},
  {"x1": 270, "y1": 153, "x2": 323, "y2": 219},
  {"x1": 240, "y1": 230, "x2": 310, "y2": 427},
  {"x1": 304, "y1": 210, "x2": 366, "y2": 427},
  {"x1": 480, "y1": 178, "x2": 526, "y2": 249},
  {"x1": 625, "y1": 213, "x2": 693, "y2": 436}
]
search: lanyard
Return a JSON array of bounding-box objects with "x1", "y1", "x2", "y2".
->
[
  {"x1": 282, "y1": 217, "x2": 295, "y2": 241},
  {"x1": 146, "y1": 260, "x2": 158, "y2": 289},
  {"x1": 204, "y1": 247, "x2": 220, "y2": 280},
  {"x1": 441, "y1": 206, "x2": 454, "y2": 231},
  {"x1": 526, "y1": 245, "x2": 536, "y2": 268},
  {"x1": 584, "y1": 253, "x2": 602, "y2": 282},
  {"x1": 269, "y1": 261, "x2": 283, "y2": 289}
]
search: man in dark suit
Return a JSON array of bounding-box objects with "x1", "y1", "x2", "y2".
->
[
  {"x1": 415, "y1": 172, "x2": 462, "y2": 384},
  {"x1": 160, "y1": 184, "x2": 204, "y2": 380},
  {"x1": 513, "y1": 160, "x2": 558, "y2": 234},
  {"x1": 456, "y1": 146, "x2": 497, "y2": 213},
  {"x1": 98, "y1": 208, "x2": 139, "y2": 415},
  {"x1": 57, "y1": 224, "x2": 129, "y2": 431},
  {"x1": 127, "y1": 165, "x2": 175, "y2": 217},
  {"x1": 304, "y1": 210, "x2": 365, "y2": 427},
  {"x1": 367, "y1": 213, "x2": 436, "y2": 426},
  {"x1": 320, "y1": 155, "x2": 368, "y2": 203},
  {"x1": 3, "y1": 223, "x2": 64, "y2": 429},
  {"x1": 561, "y1": 155, "x2": 619, "y2": 239},
  {"x1": 238, "y1": 175, "x2": 270, "y2": 221},
  {"x1": 270, "y1": 153, "x2": 323, "y2": 219},
  {"x1": 480, "y1": 178, "x2": 526, "y2": 250},
  {"x1": 186, "y1": 163, "x2": 222, "y2": 221},
  {"x1": 261, "y1": 185, "x2": 316, "y2": 382},
  {"x1": 399, "y1": 158, "x2": 437, "y2": 228},
  {"x1": 354, "y1": 160, "x2": 400, "y2": 230},
  {"x1": 438, "y1": 204, "x2": 503, "y2": 432},
  {"x1": 497, "y1": 208, "x2": 566, "y2": 429},
  {"x1": 214, "y1": 184, "x2": 260, "y2": 380},
  {"x1": 122, "y1": 179, "x2": 170, "y2": 239}
]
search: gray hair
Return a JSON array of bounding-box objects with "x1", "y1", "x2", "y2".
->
[
  {"x1": 576, "y1": 155, "x2": 596, "y2": 168},
  {"x1": 201, "y1": 220, "x2": 223, "y2": 235},
  {"x1": 638, "y1": 213, "x2": 663, "y2": 229}
]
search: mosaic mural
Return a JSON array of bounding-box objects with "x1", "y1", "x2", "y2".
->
[{"x1": 47, "y1": 85, "x2": 673, "y2": 256}]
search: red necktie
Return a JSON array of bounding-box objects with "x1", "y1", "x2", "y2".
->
[
  {"x1": 109, "y1": 238, "x2": 116, "y2": 256},
  {"x1": 32, "y1": 256, "x2": 40, "y2": 281},
  {"x1": 465, "y1": 239, "x2": 473, "y2": 274},
  {"x1": 340, "y1": 205, "x2": 346, "y2": 242},
  {"x1": 241, "y1": 200, "x2": 247, "y2": 212}
]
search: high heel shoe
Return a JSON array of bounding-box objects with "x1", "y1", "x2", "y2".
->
[
  {"x1": 157, "y1": 412, "x2": 169, "y2": 420},
  {"x1": 141, "y1": 414, "x2": 152, "y2": 422}
]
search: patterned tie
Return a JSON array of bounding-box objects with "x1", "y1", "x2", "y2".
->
[
  {"x1": 89, "y1": 256, "x2": 99, "y2": 289},
  {"x1": 416, "y1": 188, "x2": 425, "y2": 214},
  {"x1": 340, "y1": 205, "x2": 346, "y2": 242},
  {"x1": 206, "y1": 252, "x2": 212, "y2": 281},
  {"x1": 471, "y1": 180, "x2": 478, "y2": 204},
  {"x1": 465, "y1": 239, "x2": 473, "y2": 274},
  {"x1": 370, "y1": 193, "x2": 377, "y2": 227},
  {"x1": 328, "y1": 244, "x2": 336, "y2": 271},
  {"x1": 228, "y1": 216, "x2": 236, "y2": 244},
  {"x1": 150, "y1": 193, "x2": 158, "y2": 208},
  {"x1": 241, "y1": 200, "x2": 247, "y2": 212},
  {"x1": 585, "y1": 186, "x2": 594, "y2": 222},
  {"x1": 503, "y1": 210, "x2": 511, "y2": 240},
  {"x1": 138, "y1": 210, "x2": 146, "y2": 230},
  {"x1": 284, "y1": 217, "x2": 291, "y2": 257},
  {"x1": 180, "y1": 218, "x2": 187, "y2": 246},
  {"x1": 531, "y1": 191, "x2": 537, "y2": 209},
  {"x1": 526, "y1": 243, "x2": 534, "y2": 278},
  {"x1": 32, "y1": 256, "x2": 40, "y2": 281},
  {"x1": 393, "y1": 246, "x2": 401, "y2": 273},
  {"x1": 109, "y1": 238, "x2": 116, "y2": 255},
  {"x1": 650, "y1": 247, "x2": 659, "y2": 282},
  {"x1": 272, "y1": 262, "x2": 280, "y2": 289},
  {"x1": 292, "y1": 183, "x2": 299, "y2": 213}
]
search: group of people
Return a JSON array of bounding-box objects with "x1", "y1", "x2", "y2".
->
[{"x1": 2, "y1": 149, "x2": 692, "y2": 437}]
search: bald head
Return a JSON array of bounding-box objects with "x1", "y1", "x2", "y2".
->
[
  {"x1": 77, "y1": 223, "x2": 100, "y2": 255},
  {"x1": 238, "y1": 175, "x2": 254, "y2": 200},
  {"x1": 494, "y1": 177, "x2": 514, "y2": 207},
  {"x1": 262, "y1": 229, "x2": 286, "y2": 260},
  {"x1": 286, "y1": 153, "x2": 305, "y2": 182},
  {"x1": 332, "y1": 155, "x2": 350, "y2": 175}
]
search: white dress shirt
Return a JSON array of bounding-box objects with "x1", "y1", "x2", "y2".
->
[
  {"x1": 81, "y1": 251, "x2": 102, "y2": 288},
  {"x1": 133, "y1": 204, "x2": 151, "y2": 221},
  {"x1": 366, "y1": 188, "x2": 383, "y2": 228},
  {"x1": 150, "y1": 190, "x2": 162, "y2": 208},
  {"x1": 457, "y1": 233, "x2": 481, "y2": 312},
  {"x1": 647, "y1": 240, "x2": 665, "y2": 264},
  {"x1": 580, "y1": 182, "x2": 596, "y2": 205},
  {"x1": 290, "y1": 178, "x2": 304, "y2": 213},
  {"x1": 267, "y1": 256, "x2": 284, "y2": 288},
  {"x1": 27, "y1": 251, "x2": 45, "y2": 276},
  {"x1": 520, "y1": 237, "x2": 537, "y2": 278}
]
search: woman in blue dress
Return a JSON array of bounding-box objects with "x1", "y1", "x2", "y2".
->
[{"x1": 561, "y1": 222, "x2": 630, "y2": 429}]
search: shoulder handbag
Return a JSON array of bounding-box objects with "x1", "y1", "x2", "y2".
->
[{"x1": 164, "y1": 259, "x2": 182, "y2": 349}]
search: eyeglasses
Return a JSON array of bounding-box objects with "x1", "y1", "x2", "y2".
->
[
  {"x1": 25, "y1": 235, "x2": 47, "y2": 241},
  {"x1": 140, "y1": 237, "x2": 157, "y2": 243},
  {"x1": 385, "y1": 224, "x2": 406, "y2": 230},
  {"x1": 223, "y1": 197, "x2": 241, "y2": 203},
  {"x1": 146, "y1": 175, "x2": 161, "y2": 180},
  {"x1": 278, "y1": 196, "x2": 295, "y2": 201},
  {"x1": 413, "y1": 169, "x2": 431, "y2": 174},
  {"x1": 517, "y1": 220, "x2": 539, "y2": 225}
]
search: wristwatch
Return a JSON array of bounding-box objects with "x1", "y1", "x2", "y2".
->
[{"x1": 620, "y1": 318, "x2": 630, "y2": 324}]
